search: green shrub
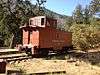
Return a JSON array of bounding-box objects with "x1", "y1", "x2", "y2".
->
[{"x1": 69, "y1": 24, "x2": 100, "y2": 50}]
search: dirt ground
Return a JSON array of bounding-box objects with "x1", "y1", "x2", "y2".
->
[{"x1": 7, "y1": 48, "x2": 100, "y2": 75}]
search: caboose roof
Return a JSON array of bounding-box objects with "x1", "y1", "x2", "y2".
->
[
  {"x1": 29, "y1": 16, "x2": 57, "y2": 20},
  {"x1": 29, "y1": 16, "x2": 46, "y2": 18},
  {"x1": 20, "y1": 25, "x2": 38, "y2": 29},
  {"x1": 20, "y1": 16, "x2": 57, "y2": 29}
]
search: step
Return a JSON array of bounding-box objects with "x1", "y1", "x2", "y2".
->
[
  {"x1": 0, "y1": 49, "x2": 19, "y2": 55},
  {"x1": 7, "y1": 56, "x2": 31, "y2": 62},
  {"x1": 0, "y1": 73, "x2": 6, "y2": 75},
  {"x1": 0, "y1": 53, "x2": 27, "y2": 59}
]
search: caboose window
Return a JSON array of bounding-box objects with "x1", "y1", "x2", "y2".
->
[
  {"x1": 30, "y1": 20, "x2": 33, "y2": 25},
  {"x1": 41, "y1": 18, "x2": 44, "y2": 25}
]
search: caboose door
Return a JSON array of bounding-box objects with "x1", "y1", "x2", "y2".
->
[
  {"x1": 29, "y1": 30, "x2": 33, "y2": 44},
  {"x1": 31, "y1": 29, "x2": 39, "y2": 55}
]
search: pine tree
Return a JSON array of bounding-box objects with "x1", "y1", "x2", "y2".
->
[
  {"x1": 73, "y1": 4, "x2": 84, "y2": 24},
  {"x1": 90, "y1": 0, "x2": 100, "y2": 16},
  {"x1": 83, "y1": 5, "x2": 90, "y2": 24},
  {"x1": 35, "y1": 0, "x2": 46, "y2": 16}
]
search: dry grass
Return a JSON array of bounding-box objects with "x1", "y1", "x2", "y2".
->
[{"x1": 7, "y1": 58, "x2": 100, "y2": 75}]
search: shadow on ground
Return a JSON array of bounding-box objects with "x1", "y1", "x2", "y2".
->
[
  {"x1": 69, "y1": 50, "x2": 100, "y2": 65},
  {"x1": 44, "y1": 49, "x2": 100, "y2": 66}
]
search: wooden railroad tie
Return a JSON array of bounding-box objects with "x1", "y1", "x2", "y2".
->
[{"x1": 28, "y1": 71, "x2": 66, "y2": 75}]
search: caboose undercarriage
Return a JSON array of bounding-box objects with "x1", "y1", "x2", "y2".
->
[{"x1": 19, "y1": 45, "x2": 73, "y2": 57}]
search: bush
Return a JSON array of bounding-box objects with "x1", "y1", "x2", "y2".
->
[{"x1": 69, "y1": 24, "x2": 100, "y2": 50}]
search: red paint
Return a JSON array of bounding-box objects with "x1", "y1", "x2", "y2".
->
[{"x1": 39, "y1": 27, "x2": 72, "y2": 50}]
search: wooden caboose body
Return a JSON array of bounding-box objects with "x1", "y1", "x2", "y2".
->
[{"x1": 20, "y1": 16, "x2": 72, "y2": 55}]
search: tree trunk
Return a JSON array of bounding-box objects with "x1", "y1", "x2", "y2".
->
[{"x1": 9, "y1": 34, "x2": 15, "y2": 48}]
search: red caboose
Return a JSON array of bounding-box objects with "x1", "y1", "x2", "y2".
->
[{"x1": 20, "y1": 16, "x2": 72, "y2": 56}]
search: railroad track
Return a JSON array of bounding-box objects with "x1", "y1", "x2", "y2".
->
[
  {"x1": 0, "y1": 48, "x2": 77, "y2": 63},
  {"x1": 28, "y1": 71, "x2": 66, "y2": 75},
  {"x1": 0, "y1": 49, "x2": 31, "y2": 62}
]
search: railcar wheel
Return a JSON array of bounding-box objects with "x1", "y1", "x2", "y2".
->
[
  {"x1": 40, "y1": 49, "x2": 49, "y2": 56},
  {"x1": 25, "y1": 47, "x2": 32, "y2": 56}
]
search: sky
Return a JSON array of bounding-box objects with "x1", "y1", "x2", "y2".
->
[{"x1": 31, "y1": 0, "x2": 92, "y2": 16}]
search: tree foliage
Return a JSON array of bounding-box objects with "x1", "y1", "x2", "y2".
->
[
  {"x1": 83, "y1": 5, "x2": 90, "y2": 24},
  {"x1": 90, "y1": 0, "x2": 100, "y2": 16},
  {"x1": 0, "y1": 0, "x2": 35, "y2": 47},
  {"x1": 34, "y1": 0, "x2": 46, "y2": 16},
  {"x1": 72, "y1": 4, "x2": 83, "y2": 24},
  {"x1": 69, "y1": 23, "x2": 100, "y2": 50}
]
